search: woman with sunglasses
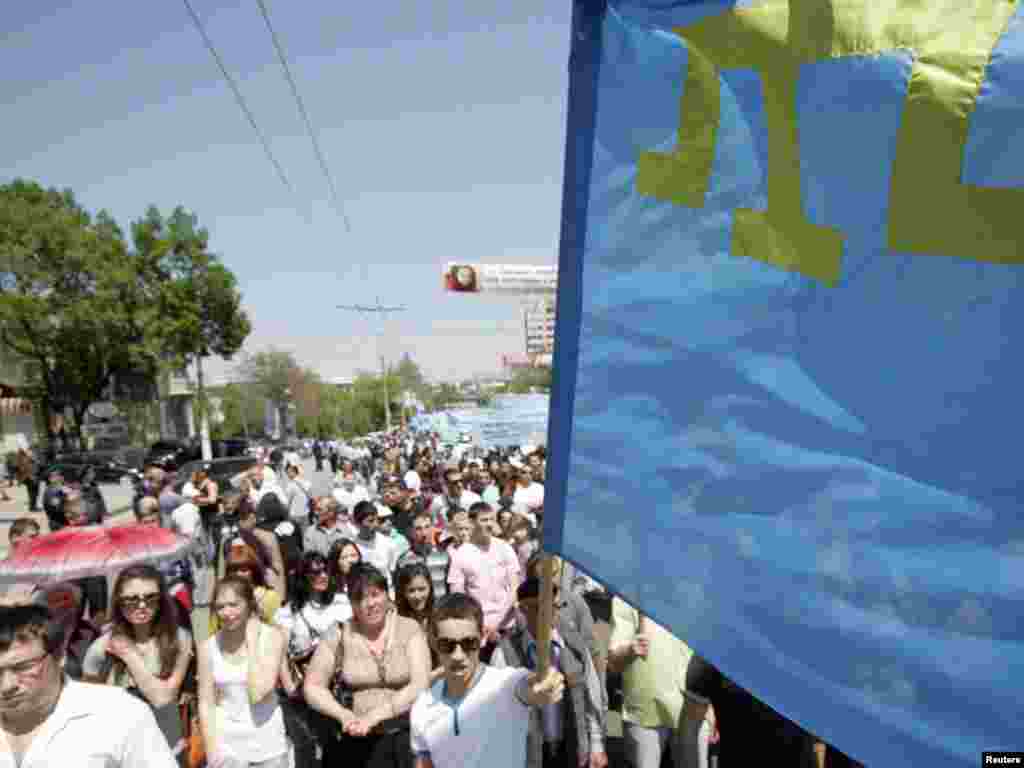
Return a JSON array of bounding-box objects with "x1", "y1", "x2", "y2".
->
[
  {"x1": 199, "y1": 575, "x2": 289, "y2": 768},
  {"x1": 304, "y1": 563, "x2": 430, "y2": 768},
  {"x1": 83, "y1": 564, "x2": 194, "y2": 762},
  {"x1": 276, "y1": 552, "x2": 353, "y2": 767},
  {"x1": 277, "y1": 551, "x2": 353, "y2": 698}
]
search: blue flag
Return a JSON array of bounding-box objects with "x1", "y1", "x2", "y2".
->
[{"x1": 544, "y1": 1, "x2": 1024, "y2": 765}]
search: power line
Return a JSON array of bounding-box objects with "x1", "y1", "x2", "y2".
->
[
  {"x1": 181, "y1": 0, "x2": 294, "y2": 194},
  {"x1": 255, "y1": 0, "x2": 351, "y2": 233}
]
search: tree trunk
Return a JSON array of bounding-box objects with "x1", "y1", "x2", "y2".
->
[
  {"x1": 277, "y1": 404, "x2": 288, "y2": 440},
  {"x1": 72, "y1": 404, "x2": 90, "y2": 451},
  {"x1": 195, "y1": 355, "x2": 212, "y2": 461}
]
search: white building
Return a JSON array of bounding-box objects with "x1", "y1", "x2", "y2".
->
[
  {"x1": 524, "y1": 301, "x2": 555, "y2": 360},
  {"x1": 0, "y1": 347, "x2": 42, "y2": 454}
]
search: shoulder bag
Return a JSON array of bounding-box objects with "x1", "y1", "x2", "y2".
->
[
  {"x1": 287, "y1": 607, "x2": 321, "y2": 689},
  {"x1": 331, "y1": 620, "x2": 354, "y2": 710}
]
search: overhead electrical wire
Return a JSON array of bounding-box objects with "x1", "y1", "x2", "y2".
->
[
  {"x1": 255, "y1": 0, "x2": 352, "y2": 233},
  {"x1": 181, "y1": 0, "x2": 294, "y2": 195}
]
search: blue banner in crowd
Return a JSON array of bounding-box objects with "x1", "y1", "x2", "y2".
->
[{"x1": 544, "y1": 1, "x2": 1024, "y2": 765}]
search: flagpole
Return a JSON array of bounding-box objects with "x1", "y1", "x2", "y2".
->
[
  {"x1": 638, "y1": 612, "x2": 650, "y2": 636},
  {"x1": 535, "y1": 553, "x2": 556, "y2": 674}
]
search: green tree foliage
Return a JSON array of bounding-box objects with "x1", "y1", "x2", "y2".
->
[
  {"x1": 505, "y1": 366, "x2": 552, "y2": 394},
  {"x1": 0, "y1": 182, "x2": 251, "y2": 442},
  {"x1": 393, "y1": 353, "x2": 427, "y2": 399},
  {"x1": 240, "y1": 348, "x2": 296, "y2": 405},
  {"x1": 417, "y1": 381, "x2": 462, "y2": 412},
  {"x1": 131, "y1": 205, "x2": 250, "y2": 378},
  {"x1": 213, "y1": 382, "x2": 263, "y2": 438},
  {"x1": 0, "y1": 180, "x2": 161, "y2": 435}
]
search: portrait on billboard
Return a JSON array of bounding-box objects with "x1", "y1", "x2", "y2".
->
[{"x1": 444, "y1": 264, "x2": 478, "y2": 292}]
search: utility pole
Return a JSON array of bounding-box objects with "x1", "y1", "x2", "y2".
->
[
  {"x1": 337, "y1": 299, "x2": 406, "y2": 431},
  {"x1": 195, "y1": 351, "x2": 213, "y2": 461}
]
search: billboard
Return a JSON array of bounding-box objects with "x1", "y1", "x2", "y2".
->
[{"x1": 443, "y1": 263, "x2": 556, "y2": 296}]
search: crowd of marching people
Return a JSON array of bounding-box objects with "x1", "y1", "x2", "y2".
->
[{"x1": 0, "y1": 428, "x2": 862, "y2": 768}]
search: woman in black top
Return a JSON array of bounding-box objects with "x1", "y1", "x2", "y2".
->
[{"x1": 192, "y1": 464, "x2": 219, "y2": 563}]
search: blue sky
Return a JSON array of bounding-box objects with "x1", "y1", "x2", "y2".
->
[{"x1": 1, "y1": 0, "x2": 570, "y2": 382}]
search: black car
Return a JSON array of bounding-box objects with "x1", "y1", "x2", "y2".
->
[
  {"x1": 216, "y1": 438, "x2": 250, "y2": 458},
  {"x1": 143, "y1": 440, "x2": 194, "y2": 471},
  {"x1": 145, "y1": 438, "x2": 251, "y2": 472},
  {"x1": 41, "y1": 458, "x2": 141, "y2": 486},
  {"x1": 171, "y1": 456, "x2": 259, "y2": 497}
]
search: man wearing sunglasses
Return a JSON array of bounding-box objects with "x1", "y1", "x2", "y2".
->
[
  {"x1": 410, "y1": 594, "x2": 565, "y2": 768},
  {"x1": 0, "y1": 604, "x2": 177, "y2": 767},
  {"x1": 430, "y1": 469, "x2": 481, "y2": 522}
]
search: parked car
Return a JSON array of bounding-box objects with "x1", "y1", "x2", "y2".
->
[
  {"x1": 144, "y1": 437, "x2": 251, "y2": 471},
  {"x1": 215, "y1": 438, "x2": 250, "y2": 458},
  {"x1": 143, "y1": 440, "x2": 192, "y2": 471},
  {"x1": 41, "y1": 457, "x2": 141, "y2": 486},
  {"x1": 55, "y1": 436, "x2": 144, "y2": 471}
]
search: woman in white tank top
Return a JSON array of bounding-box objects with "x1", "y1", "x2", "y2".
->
[{"x1": 198, "y1": 575, "x2": 289, "y2": 768}]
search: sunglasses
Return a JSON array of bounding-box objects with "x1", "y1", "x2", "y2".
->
[
  {"x1": 436, "y1": 636, "x2": 482, "y2": 654},
  {"x1": 119, "y1": 593, "x2": 160, "y2": 610},
  {"x1": 307, "y1": 564, "x2": 328, "y2": 575}
]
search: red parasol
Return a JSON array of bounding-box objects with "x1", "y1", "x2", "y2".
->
[{"x1": 0, "y1": 524, "x2": 196, "y2": 585}]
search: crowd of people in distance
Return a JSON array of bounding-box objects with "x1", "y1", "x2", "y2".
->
[{"x1": 0, "y1": 429, "x2": 862, "y2": 768}]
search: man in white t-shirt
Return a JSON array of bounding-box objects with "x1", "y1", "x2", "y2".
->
[
  {"x1": 351, "y1": 500, "x2": 401, "y2": 590},
  {"x1": 332, "y1": 476, "x2": 370, "y2": 516},
  {"x1": 170, "y1": 495, "x2": 202, "y2": 540},
  {"x1": 248, "y1": 465, "x2": 286, "y2": 506},
  {"x1": 411, "y1": 593, "x2": 564, "y2": 768},
  {"x1": 512, "y1": 469, "x2": 545, "y2": 511}
]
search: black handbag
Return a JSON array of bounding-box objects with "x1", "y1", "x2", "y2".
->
[{"x1": 279, "y1": 695, "x2": 318, "y2": 766}]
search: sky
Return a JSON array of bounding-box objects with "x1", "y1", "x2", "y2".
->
[{"x1": 0, "y1": 0, "x2": 571, "y2": 383}]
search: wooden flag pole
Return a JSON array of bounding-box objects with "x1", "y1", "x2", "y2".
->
[{"x1": 535, "y1": 553, "x2": 556, "y2": 675}]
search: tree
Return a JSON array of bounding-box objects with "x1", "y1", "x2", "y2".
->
[
  {"x1": 214, "y1": 382, "x2": 263, "y2": 437},
  {"x1": 132, "y1": 206, "x2": 251, "y2": 457},
  {"x1": 393, "y1": 353, "x2": 427, "y2": 399},
  {"x1": 288, "y1": 365, "x2": 323, "y2": 437},
  {"x1": 239, "y1": 348, "x2": 300, "y2": 437},
  {"x1": 0, "y1": 180, "x2": 163, "y2": 441},
  {"x1": 506, "y1": 366, "x2": 552, "y2": 394},
  {"x1": 430, "y1": 382, "x2": 462, "y2": 410}
]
